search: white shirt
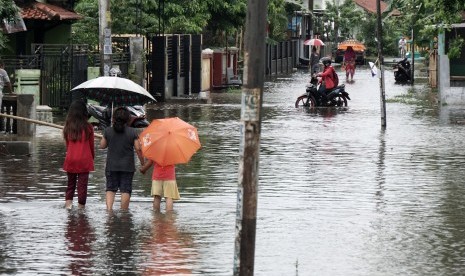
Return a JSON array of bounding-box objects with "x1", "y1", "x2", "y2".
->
[
  {"x1": 398, "y1": 39, "x2": 406, "y2": 49},
  {"x1": 0, "y1": 68, "x2": 10, "y2": 92}
]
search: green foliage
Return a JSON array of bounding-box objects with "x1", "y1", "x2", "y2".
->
[
  {"x1": 448, "y1": 36, "x2": 464, "y2": 59},
  {"x1": 0, "y1": 0, "x2": 18, "y2": 20},
  {"x1": 320, "y1": 0, "x2": 364, "y2": 51},
  {"x1": 203, "y1": 0, "x2": 246, "y2": 46},
  {"x1": 0, "y1": 0, "x2": 20, "y2": 50},
  {"x1": 72, "y1": 0, "x2": 99, "y2": 46},
  {"x1": 72, "y1": 0, "x2": 212, "y2": 46},
  {"x1": 267, "y1": 0, "x2": 290, "y2": 42},
  {"x1": 390, "y1": 0, "x2": 465, "y2": 57}
]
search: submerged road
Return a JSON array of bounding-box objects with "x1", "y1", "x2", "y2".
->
[{"x1": 1, "y1": 66, "x2": 465, "y2": 275}]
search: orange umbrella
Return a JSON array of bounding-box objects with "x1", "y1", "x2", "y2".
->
[
  {"x1": 139, "y1": 117, "x2": 201, "y2": 166},
  {"x1": 338, "y1": 39, "x2": 366, "y2": 51}
]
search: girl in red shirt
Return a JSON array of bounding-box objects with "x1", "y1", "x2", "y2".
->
[
  {"x1": 63, "y1": 100, "x2": 95, "y2": 209},
  {"x1": 140, "y1": 160, "x2": 179, "y2": 212}
]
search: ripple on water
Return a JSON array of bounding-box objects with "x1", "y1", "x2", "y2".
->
[{"x1": 1, "y1": 68, "x2": 465, "y2": 275}]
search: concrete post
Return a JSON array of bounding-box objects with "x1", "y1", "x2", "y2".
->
[
  {"x1": 16, "y1": 94, "x2": 35, "y2": 137},
  {"x1": 129, "y1": 37, "x2": 145, "y2": 86}
]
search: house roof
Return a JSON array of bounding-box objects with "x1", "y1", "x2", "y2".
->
[
  {"x1": 19, "y1": 1, "x2": 82, "y2": 21},
  {"x1": 353, "y1": 0, "x2": 401, "y2": 16}
]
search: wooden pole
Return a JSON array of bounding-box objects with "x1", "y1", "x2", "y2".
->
[
  {"x1": 376, "y1": 0, "x2": 387, "y2": 129},
  {"x1": 0, "y1": 113, "x2": 103, "y2": 138},
  {"x1": 233, "y1": 0, "x2": 268, "y2": 275}
]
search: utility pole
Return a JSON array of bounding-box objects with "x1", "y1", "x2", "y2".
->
[
  {"x1": 376, "y1": 0, "x2": 386, "y2": 128},
  {"x1": 309, "y1": 0, "x2": 314, "y2": 38},
  {"x1": 411, "y1": 28, "x2": 415, "y2": 85},
  {"x1": 99, "y1": 0, "x2": 112, "y2": 76},
  {"x1": 233, "y1": 0, "x2": 268, "y2": 275}
]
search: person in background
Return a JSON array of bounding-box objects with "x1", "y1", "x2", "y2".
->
[
  {"x1": 100, "y1": 106, "x2": 144, "y2": 211},
  {"x1": 140, "y1": 160, "x2": 179, "y2": 212},
  {"x1": 63, "y1": 100, "x2": 95, "y2": 209},
  {"x1": 343, "y1": 46, "x2": 356, "y2": 81},
  {"x1": 398, "y1": 36, "x2": 407, "y2": 58},
  {"x1": 0, "y1": 60, "x2": 13, "y2": 111},
  {"x1": 309, "y1": 46, "x2": 320, "y2": 74}
]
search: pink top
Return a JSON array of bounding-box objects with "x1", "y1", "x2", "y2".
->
[
  {"x1": 344, "y1": 50, "x2": 356, "y2": 62},
  {"x1": 152, "y1": 163, "x2": 176, "y2": 180}
]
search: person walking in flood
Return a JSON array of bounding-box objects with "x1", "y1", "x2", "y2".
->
[
  {"x1": 310, "y1": 46, "x2": 320, "y2": 74},
  {"x1": 63, "y1": 100, "x2": 95, "y2": 209},
  {"x1": 140, "y1": 160, "x2": 180, "y2": 212},
  {"x1": 343, "y1": 46, "x2": 356, "y2": 81},
  {"x1": 100, "y1": 106, "x2": 144, "y2": 211}
]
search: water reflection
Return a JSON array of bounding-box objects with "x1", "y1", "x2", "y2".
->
[
  {"x1": 375, "y1": 130, "x2": 386, "y2": 212},
  {"x1": 65, "y1": 209, "x2": 95, "y2": 275},
  {"x1": 103, "y1": 210, "x2": 138, "y2": 274},
  {"x1": 142, "y1": 211, "x2": 197, "y2": 275},
  {"x1": 1, "y1": 68, "x2": 465, "y2": 274}
]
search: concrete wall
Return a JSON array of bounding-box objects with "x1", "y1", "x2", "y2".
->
[
  {"x1": 437, "y1": 31, "x2": 465, "y2": 105},
  {"x1": 439, "y1": 54, "x2": 465, "y2": 105}
]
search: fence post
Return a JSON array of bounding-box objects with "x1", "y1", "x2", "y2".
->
[{"x1": 16, "y1": 94, "x2": 36, "y2": 137}]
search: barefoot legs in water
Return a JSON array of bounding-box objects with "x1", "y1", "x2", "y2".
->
[{"x1": 153, "y1": 195, "x2": 174, "y2": 212}]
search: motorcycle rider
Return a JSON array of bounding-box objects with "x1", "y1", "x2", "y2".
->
[{"x1": 315, "y1": 57, "x2": 338, "y2": 105}]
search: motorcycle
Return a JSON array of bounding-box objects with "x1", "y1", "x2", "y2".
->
[
  {"x1": 393, "y1": 57, "x2": 411, "y2": 83},
  {"x1": 87, "y1": 103, "x2": 149, "y2": 130},
  {"x1": 295, "y1": 75, "x2": 351, "y2": 108}
]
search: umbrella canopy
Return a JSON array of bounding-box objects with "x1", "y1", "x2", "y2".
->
[
  {"x1": 139, "y1": 117, "x2": 201, "y2": 166},
  {"x1": 71, "y1": 76, "x2": 156, "y2": 106},
  {"x1": 304, "y1": 38, "x2": 325, "y2": 46},
  {"x1": 338, "y1": 39, "x2": 366, "y2": 51}
]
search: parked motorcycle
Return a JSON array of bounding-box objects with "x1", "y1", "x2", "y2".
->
[
  {"x1": 393, "y1": 58, "x2": 411, "y2": 83},
  {"x1": 87, "y1": 103, "x2": 149, "y2": 130},
  {"x1": 295, "y1": 75, "x2": 351, "y2": 108}
]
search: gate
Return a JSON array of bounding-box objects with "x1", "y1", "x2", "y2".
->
[
  {"x1": 265, "y1": 40, "x2": 297, "y2": 75},
  {"x1": 146, "y1": 34, "x2": 202, "y2": 102},
  {"x1": 32, "y1": 44, "x2": 89, "y2": 108}
]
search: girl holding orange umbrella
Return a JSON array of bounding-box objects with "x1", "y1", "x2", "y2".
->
[
  {"x1": 343, "y1": 46, "x2": 356, "y2": 81},
  {"x1": 139, "y1": 117, "x2": 201, "y2": 212},
  {"x1": 140, "y1": 160, "x2": 180, "y2": 212}
]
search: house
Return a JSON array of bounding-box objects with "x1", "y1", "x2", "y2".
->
[
  {"x1": 436, "y1": 13, "x2": 465, "y2": 105},
  {"x1": 1, "y1": 0, "x2": 82, "y2": 56},
  {"x1": 353, "y1": 0, "x2": 400, "y2": 16},
  {"x1": 352, "y1": 0, "x2": 400, "y2": 39}
]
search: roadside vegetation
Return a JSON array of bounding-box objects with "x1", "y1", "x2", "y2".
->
[
  {"x1": 0, "y1": 0, "x2": 20, "y2": 49},
  {"x1": 1, "y1": 0, "x2": 464, "y2": 58}
]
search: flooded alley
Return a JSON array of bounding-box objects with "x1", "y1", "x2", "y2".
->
[{"x1": 1, "y1": 66, "x2": 465, "y2": 275}]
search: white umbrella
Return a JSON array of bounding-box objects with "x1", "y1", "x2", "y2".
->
[{"x1": 71, "y1": 76, "x2": 156, "y2": 106}]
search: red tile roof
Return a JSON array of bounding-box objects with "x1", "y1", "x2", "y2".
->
[
  {"x1": 353, "y1": 0, "x2": 401, "y2": 16},
  {"x1": 20, "y1": 2, "x2": 82, "y2": 21}
]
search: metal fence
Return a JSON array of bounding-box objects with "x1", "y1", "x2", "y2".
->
[{"x1": 2, "y1": 42, "x2": 131, "y2": 109}]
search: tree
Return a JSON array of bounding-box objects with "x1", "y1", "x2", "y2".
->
[
  {"x1": 267, "y1": 0, "x2": 289, "y2": 43},
  {"x1": 0, "y1": 0, "x2": 21, "y2": 50},
  {"x1": 203, "y1": 0, "x2": 247, "y2": 47},
  {"x1": 390, "y1": 0, "x2": 465, "y2": 58},
  {"x1": 323, "y1": 0, "x2": 364, "y2": 44},
  {"x1": 72, "y1": 0, "x2": 212, "y2": 46}
]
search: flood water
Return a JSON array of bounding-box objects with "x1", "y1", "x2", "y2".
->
[{"x1": 1, "y1": 67, "x2": 465, "y2": 275}]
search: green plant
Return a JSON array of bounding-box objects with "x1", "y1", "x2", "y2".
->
[{"x1": 448, "y1": 35, "x2": 464, "y2": 59}]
